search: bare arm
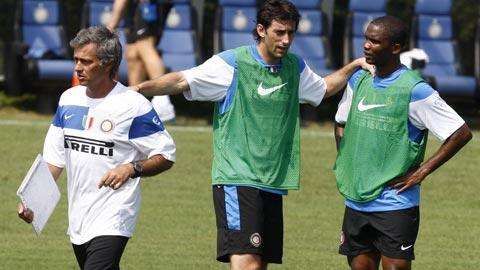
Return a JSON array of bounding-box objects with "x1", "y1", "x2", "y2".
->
[
  {"x1": 389, "y1": 123, "x2": 473, "y2": 193},
  {"x1": 107, "y1": 0, "x2": 128, "y2": 30},
  {"x1": 323, "y1": 58, "x2": 374, "y2": 98},
  {"x1": 17, "y1": 163, "x2": 63, "y2": 223},
  {"x1": 334, "y1": 122, "x2": 345, "y2": 152},
  {"x1": 134, "y1": 72, "x2": 190, "y2": 97},
  {"x1": 98, "y1": 154, "x2": 174, "y2": 190}
]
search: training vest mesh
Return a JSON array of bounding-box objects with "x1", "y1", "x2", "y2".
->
[
  {"x1": 334, "y1": 70, "x2": 427, "y2": 202},
  {"x1": 211, "y1": 46, "x2": 301, "y2": 190}
]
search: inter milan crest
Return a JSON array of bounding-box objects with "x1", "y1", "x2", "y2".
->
[
  {"x1": 250, "y1": 233, "x2": 262, "y2": 248},
  {"x1": 428, "y1": 18, "x2": 442, "y2": 39},
  {"x1": 100, "y1": 119, "x2": 114, "y2": 132}
]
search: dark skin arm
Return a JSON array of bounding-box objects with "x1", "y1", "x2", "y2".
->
[
  {"x1": 388, "y1": 123, "x2": 472, "y2": 193},
  {"x1": 334, "y1": 122, "x2": 345, "y2": 152}
]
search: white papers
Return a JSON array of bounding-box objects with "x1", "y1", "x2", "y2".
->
[{"x1": 17, "y1": 154, "x2": 60, "y2": 235}]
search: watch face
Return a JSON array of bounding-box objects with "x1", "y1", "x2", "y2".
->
[
  {"x1": 134, "y1": 162, "x2": 143, "y2": 173},
  {"x1": 132, "y1": 162, "x2": 143, "y2": 178}
]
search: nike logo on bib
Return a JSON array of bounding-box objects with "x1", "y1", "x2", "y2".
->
[
  {"x1": 357, "y1": 97, "x2": 387, "y2": 112},
  {"x1": 257, "y1": 82, "x2": 287, "y2": 96}
]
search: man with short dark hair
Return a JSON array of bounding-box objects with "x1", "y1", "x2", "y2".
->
[
  {"x1": 334, "y1": 16, "x2": 472, "y2": 270},
  {"x1": 17, "y1": 26, "x2": 176, "y2": 269},
  {"x1": 132, "y1": 0, "x2": 372, "y2": 269}
]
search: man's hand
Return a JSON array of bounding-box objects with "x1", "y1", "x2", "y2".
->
[
  {"x1": 17, "y1": 203, "x2": 34, "y2": 223},
  {"x1": 127, "y1": 85, "x2": 140, "y2": 92},
  {"x1": 355, "y1": 57, "x2": 375, "y2": 75},
  {"x1": 387, "y1": 166, "x2": 424, "y2": 194},
  {"x1": 98, "y1": 163, "x2": 134, "y2": 190}
]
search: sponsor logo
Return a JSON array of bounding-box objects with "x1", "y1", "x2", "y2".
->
[
  {"x1": 100, "y1": 120, "x2": 114, "y2": 133},
  {"x1": 257, "y1": 82, "x2": 287, "y2": 96},
  {"x1": 250, "y1": 233, "x2": 262, "y2": 248},
  {"x1": 357, "y1": 97, "x2": 387, "y2": 112},
  {"x1": 401, "y1": 244, "x2": 413, "y2": 251},
  {"x1": 64, "y1": 135, "x2": 114, "y2": 157},
  {"x1": 64, "y1": 114, "x2": 74, "y2": 120}
]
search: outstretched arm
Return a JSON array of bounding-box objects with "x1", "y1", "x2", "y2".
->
[
  {"x1": 389, "y1": 123, "x2": 472, "y2": 193},
  {"x1": 134, "y1": 72, "x2": 189, "y2": 97},
  {"x1": 323, "y1": 58, "x2": 374, "y2": 98}
]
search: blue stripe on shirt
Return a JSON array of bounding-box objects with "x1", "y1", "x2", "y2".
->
[
  {"x1": 129, "y1": 108, "x2": 164, "y2": 139},
  {"x1": 52, "y1": 105, "x2": 89, "y2": 130}
]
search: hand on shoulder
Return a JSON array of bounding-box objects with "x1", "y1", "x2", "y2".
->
[{"x1": 355, "y1": 57, "x2": 375, "y2": 75}]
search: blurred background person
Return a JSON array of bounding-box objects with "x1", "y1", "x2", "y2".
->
[{"x1": 108, "y1": 0, "x2": 176, "y2": 122}]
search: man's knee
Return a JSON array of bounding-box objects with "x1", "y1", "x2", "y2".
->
[
  {"x1": 381, "y1": 255, "x2": 411, "y2": 270},
  {"x1": 348, "y1": 252, "x2": 380, "y2": 270},
  {"x1": 230, "y1": 254, "x2": 266, "y2": 270},
  {"x1": 125, "y1": 46, "x2": 140, "y2": 62}
]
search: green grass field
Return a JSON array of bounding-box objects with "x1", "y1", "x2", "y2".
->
[{"x1": 0, "y1": 115, "x2": 479, "y2": 270}]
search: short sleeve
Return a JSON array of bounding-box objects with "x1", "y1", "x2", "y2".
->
[
  {"x1": 182, "y1": 55, "x2": 234, "y2": 102},
  {"x1": 335, "y1": 85, "x2": 353, "y2": 124},
  {"x1": 43, "y1": 122, "x2": 66, "y2": 168},
  {"x1": 409, "y1": 89, "x2": 465, "y2": 141},
  {"x1": 128, "y1": 103, "x2": 176, "y2": 162},
  {"x1": 298, "y1": 62, "x2": 327, "y2": 106}
]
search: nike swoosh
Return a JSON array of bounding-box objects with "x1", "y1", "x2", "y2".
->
[
  {"x1": 357, "y1": 97, "x2": 387, "y2": 112},
  {"x1": 64, "y1": 114, "x2": 74, "y2": 120},
  {"x1": 401, "y1": 244, "x2": 413, "y2": 251},
  {"x1": 257, "y1": 82, "x2": 287, "y2": 96},
  {"x1": 137, "y1": 28, "x2": 146, "y2": 35}
]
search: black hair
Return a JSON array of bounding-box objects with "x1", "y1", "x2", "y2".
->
[
  {"x1": 252, "y1": 0, "x2": 301, "y2": 42},
  {"x1": 370, "y1": 16, "x2": 408, "y2": 49}
]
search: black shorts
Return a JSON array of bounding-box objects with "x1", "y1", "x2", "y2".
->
[
  {"x1": 339, "y1": 206, "x2": 420, "y2": 260},
  {"x1": 72, "y1": 235, "x2": 129, "y2": 270},
  {"x1": 124, "y1": 1, "x2": 171, "y2": 44},
  {"x1": 213, "y1": 185, "x2": 284, "y2": 264}
]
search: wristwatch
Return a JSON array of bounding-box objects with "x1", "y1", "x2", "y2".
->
[{"x1": 130, "y1": 161, "x2": 143, "y2": 178}]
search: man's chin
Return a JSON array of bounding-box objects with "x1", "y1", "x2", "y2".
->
[{"x1": 365, "y1": 58, "x2": 375, "y2": 65}]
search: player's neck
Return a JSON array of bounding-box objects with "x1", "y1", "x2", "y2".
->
[
  {"x1": 375, "y1": 60, "x2": 402, "y2": 78},
  {"x1": 256, "y1": 44, "x2": 281, "y2": 65},
  {"x1": 86, "y1": 79, "x2": 116, "y2": 99}
]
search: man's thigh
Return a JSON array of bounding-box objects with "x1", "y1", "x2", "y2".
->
[
  {"x1": 72, "y1": 235, "x2": 129, "y2": 270},
  {"x1": 339, "y1": 206, "x2": 419, "y2": 260}
]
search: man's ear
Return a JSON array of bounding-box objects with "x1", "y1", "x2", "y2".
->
[
  {"x1": 392, "y1": 43, "x2": 402, "y2": 55},
  {"x1": 256, "y1": 24, "x2": 266, "y2": 39}
]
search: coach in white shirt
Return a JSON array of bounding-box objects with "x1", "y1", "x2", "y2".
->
[{"x1": 17, "y1": 26, "x2": 176, "y2": 270}]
